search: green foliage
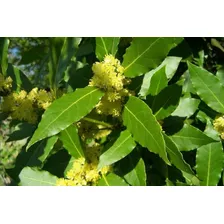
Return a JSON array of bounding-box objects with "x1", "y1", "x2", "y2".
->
[
  {"x1": 116, "y1": 149, "x2": 146, "y2": 186},
  {"x1": 0, "y1": 37, "x2": 9, "y2": 76},
  {"x1": 96, "y1": 37, "x2": 120, "y2": 61},
  {"x1": 147, "y1": 83, "x2": 182, "y2": 120},
  {"x1": 171, "y1": 124, "x2": 215, "y2": 151},
  {"x1": 48, "y1": 37, "x2": 81, "y2": 91},
  {"x1": 139, "y1": 56, "x2": 181, "y2": 97},
  {"x1": 59, "y1": 124, "x2": 84, "y2": 158},
  {"x1": 98, "y1": 173, "x2": 129, "y2": 186},
  {"x1": 19, "y1": 167, "x2": 58, "y2": 186},
  {"x1": 188, "y1": 62, "x2": 224, "y2": 113},
  {"x1": 196, "y1": 142, "x2": 224, "y2": 186},
  {"x1": 98, "y1": 130, "x2": 136, "y2": 169},
  {"x1": 27, "y1": 86, "x2": 104, "y2": 149},
  {"x1": 123, "y1": 96, "x2": 169, "y2": 165},
  {"x1": 122, "y1": 37, "x2": 183, "y2": 77},
  {"x1": 1, "y1": 37, "x2": 224, "y2": 186}
]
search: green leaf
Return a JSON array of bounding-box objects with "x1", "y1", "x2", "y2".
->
[
  {"x1": 122, "y1": 37, "x2": 183, "y2": 77},
  {"x1": 98, "y1": 173, "x2": 129, "y2": 186},
  {"x1": 196, "y1": 142, "x2": 224, "y2": 186},
  {"x1": 170, "y1": 124, "x2": 215, "y2": 151},
  {"x1": 7, "y1": 64, "x2": 33, "y2": 92},
  {"x1": 147, "y1": 84, "x2": 182, "y2": 120},
  {"x1": 163, "y1": 133, "x2": 194, "y2": 175},
  {"x1": 117, "y1": 149, "x2": 146, "y2": 186},
  {"x1": 139, "y1": 56, "x2": 181, "y2": 97},
  {"x1": 204, "y1": 119, "x2": 220, "y2": 141},
  {"x1": 122, "y1": 96, "x2": 170, "y2": 164},
  {"x1": 19, "y1": 167, "x2": 58, "y2": 186},
  {"x1": 216, "y1": 68, "x2": 224, "y2": 85},
  {"x1": 165, "y1": 178, "x2": 175, "y2": 186},
  {"x1": 139, "y1": 66, "x2": 168, "y2": 99},
  {"x1": 64, "y1": 157, "x2": 76, "y2": 175},
  {"x1": 171, "y1": 97, "x2": 200, "y2": 117},
  {"x1": 49, "y1": 37, "x2": 81, "y2": 88},
  {"x1": 188, "y1": 62, "x2": 224, "y2": 113},
  {"x1": 182, "y1": 70, "x2": 197, "y2": 94},
  {"x1": 37, "y1": 136, "x2": 58, "y2": 163},
  {"x1": 0, "y1": 37, "x2": 9, "y2": 76},
  {"x1": 27, "y1": 86, "x2": 104, "y2": 149},
  {"x1": 98, "y1": 130, "x2": 136, "y2": 169},
  {"x1": 95, "y1": 37, "x2": 120, "y2": 61},
  {"x1": 59, "y1": 124, "x2": 84, "y2": 158},
  {"x1": 146, "y1": 66, "x2": 168, "y2": 96},
  {"x1": 182, "y1": 171, "x2": 200, "y2": 186},
  {"x1": 26, "y1": 136, "x2": 58, "y2": 167},
  {"x1": 124, "y1": 158, "x2": 146, "y2": 186}
]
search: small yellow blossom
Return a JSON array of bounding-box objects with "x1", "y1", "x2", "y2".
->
[
  {"x1": 27, "y1": 87, "x2": 38, "y2": 101},
  {"x1": 56, "y1": 153, "x2": 112, "y2": 186},
  {"x1": 89, "y1": 55, "x2": 133, "y2": 118},
  {"x1": 90, "y1": 54, "x2": 125, "y2": 92},
  {"x1": 36, "y1": 89, "x2": 54, "y2": 110},
  {"x1": 0, "y1": 73, "x2": 13, "y2": 94},
  {"x1": 1, "y1": 94, "x2": 14, "y2": 112},
  {"x1": 96, "y1": 96, "x2": 122, "y2": 117},
  {"x1": 213, "y1": 115, "x2": 224, "y2": 139}
]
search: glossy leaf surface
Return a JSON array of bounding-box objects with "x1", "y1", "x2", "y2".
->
[
  {"x1": 59, "y1": 124, "x2": 84, "y2": 158},
  {"x1": 19, "y1": 167, "x2": 58, "y2": 186},
  {"x1": 122, "y1": 37, "x2": 183, "y2": 77},
  {"x1": 27, "y1": 86, "x2": 104, "y2": 149},
  {"x1": 98, "y1": 173, "x2": 129, "y2": 186},
  {"x1": 122, "y1": 96, "x2": 169, "y2": 164},
  {"x1": 96, "y1": 37, "x2": 120, "y2": 61},
  {"x1": 196, "y1": 142, "x2": 224, "y2": 186},
  {"x1": 163, "y1": 133, "x2": 194, "y2": 174},
  {"x1": 98, "y1": 130, "x2": 136, "y2": 169},
  {"x1": 171, "y1": 124, "x2": 215, "y2": 151},
  {"x1": 188, "y1": 62, "x2": 224, "y2": 113},
  {"x1": 139, "y1": 56, "x2": 181, "y2": 97}
]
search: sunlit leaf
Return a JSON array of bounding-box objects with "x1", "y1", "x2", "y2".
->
[
  {"x1": 0, "y1": 37, "x2": 9, "y2": 76},
  {"x1": 163, "y1": 133, "x2": 194, "y2": 174},
  {"x1": 19, "y1": 167, "x2": 58, "y2": 186},
  {"x1": 122, "y1": 37, "x2": 183, "y2": 77},
  {"x1": 170, "y1": 124, "x2": 215, "y2": 151},
  {"x1": 188, "y1": 62, "x2": 224, "y2": 113},
  {"x1": 123, "y1": 96, "x2": 170, "y2": 164},
  {"x1": 196, "y1": 142, "x2": 224, "y2": 186},
  {"x1": 59, "y1": 124, "x2": 84, "y2": 158},
  {"x1": 27, "y1": 86, "x2": 104, "y2": 149},
  {"x1": 96, "y1": 37, "x2": 120, "y2": 61},
  {"x1": 98, "y1": 173, "x2": 129, "y2": 186},
  {"x1": 98, "y1": 130, "x2": 136, "y2": 169}
]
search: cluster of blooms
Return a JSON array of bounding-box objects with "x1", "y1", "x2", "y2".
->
[
  {"x1": 77, "y1": 119, "x2": 112, "y2": 142},
  {"x1": 56, "y1": 144, "x2": 111, "y2": 186},
  {"x1": 89, "y1": 55, "x2": 133, "y2": 117},
  {"x1": 0, "y1": 74, "x2": 13, "y2": 95},
  {"x1": 213, "y1": 115, "x2": 224, "y2": 139},
  {"x1": 1, "y1": 88, "x2": 54, "y2": 124}
]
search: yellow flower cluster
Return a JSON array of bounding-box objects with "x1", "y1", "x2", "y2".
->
[
  {"x1": 56, "y1": 156, "x2": 111, "y2": 186},
  {"x1": 213, "y1": 115, "x2": 224, "y2": 139},
  {"x1": 77, "y1": 119, "x2": 112, "y2": 142},
  {"x1": 89, "y1": 55, "x2": 132, "y2": 117},
  {"x1": 1, "y1": 88, "x2": 54, "y2": 124},
  {"x1": 56, "y1": 139, "x2": 112, "y2": 186},
  {"x1": 0, "y1": 73, "x2": 13, "y2": 95}
]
